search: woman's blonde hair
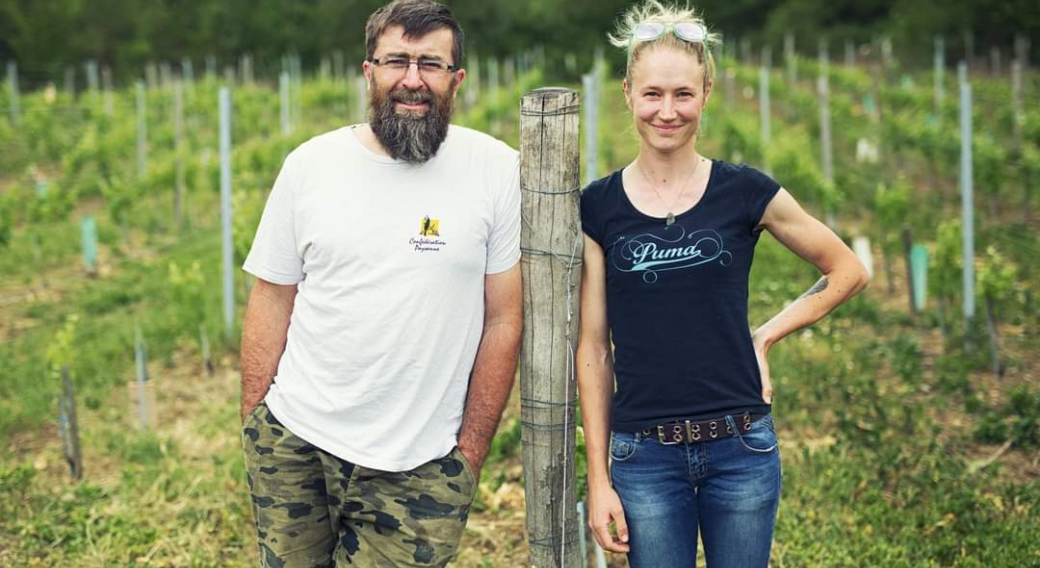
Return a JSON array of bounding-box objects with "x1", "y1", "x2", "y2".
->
[{"x1": 608, "y1": 1, "x2": 720, "y2": 92}]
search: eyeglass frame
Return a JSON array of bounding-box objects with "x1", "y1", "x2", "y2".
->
[
  {"x1": 627, "y1": 21, "x2": 709, "y2": 59},
  {"x1": 367, "y1": 56, "x2": 459, "y2": 77}
]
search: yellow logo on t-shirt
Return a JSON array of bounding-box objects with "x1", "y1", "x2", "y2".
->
[{"x1": 419, "y1": 216, "x2": 440, "y2": 236}]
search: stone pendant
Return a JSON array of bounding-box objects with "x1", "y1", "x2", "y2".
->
[{"x1": 666, "y1": 212, "x2": 675, "y2": 226}]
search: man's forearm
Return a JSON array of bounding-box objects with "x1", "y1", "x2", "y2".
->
[
  {"x1": 240, "y1": 281, "x2": 297, "y2": 421},
  {"x1": 457, "y1": 319, "x2": 522, "y2": 470}
]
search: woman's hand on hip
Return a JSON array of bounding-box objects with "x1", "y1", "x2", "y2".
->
[
  {"x1": 588, "y1": 483, "x2": 630, "y2": 553},
  {"x1": 753, "y1": 333, "x2": 773, "y2": 405}
]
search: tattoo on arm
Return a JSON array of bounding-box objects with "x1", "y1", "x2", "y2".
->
[{"x1": 799, "y1": 277, "x2": 829, "y2": 300}]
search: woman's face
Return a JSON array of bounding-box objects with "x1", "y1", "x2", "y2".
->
[{"x1": 624, "y1": 45, "x2": 711, "y2": 155}]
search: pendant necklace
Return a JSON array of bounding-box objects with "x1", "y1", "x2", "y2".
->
[{"x1": 637, "y1": 156, "x2": 704, "y2": 226}]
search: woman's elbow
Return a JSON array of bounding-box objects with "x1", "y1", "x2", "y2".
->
[
  {"x1": 576, "y1": 340, "x2": 611, "y2": 369},
  {"x1": 851, "y1": 259, "x2": 870, "y2": 295}
]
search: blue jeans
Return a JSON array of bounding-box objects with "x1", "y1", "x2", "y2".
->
[{"x1": 610, "y1": 414, "x2": 782, "y2": 568}]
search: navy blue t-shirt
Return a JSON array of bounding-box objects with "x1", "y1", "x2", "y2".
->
[{"x1": 581, "y1": 159, "x2": 781, "y2": 431}]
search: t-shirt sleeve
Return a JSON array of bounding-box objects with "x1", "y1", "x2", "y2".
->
[
  {"x1": 580, "y1": 183, "x2": 603, "y2": 246},
  {"x1": 743, "y1": 166, "x2": 782, "y2": 230},
  {"x1": 486, "y1": 154, "x2": 521, "y2": 274},
  {"x1": 242, "y1": 153, "x2": 305, "y2": 285}
]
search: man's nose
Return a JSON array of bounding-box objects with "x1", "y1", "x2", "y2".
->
[{"x1": 400, "y1": 62, "x2": 425, "y2": 90}]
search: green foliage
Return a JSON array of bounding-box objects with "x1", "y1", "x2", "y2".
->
[
  {"x1": 973, "y1": 135, "x2": 1007, "y2": 199},
  {"x1": 1023, "y1": 110, "x2": 1040, "y2": 148},
  {"x1": 886, "y1": 333, "x2": 922, "y2": 384},
  {"x1": 873, "y1": 178, "x2": 910, "y2": 253},
  {"x1": 99, "y1": 175, "x2": 137, "y2": 228},
  {"x1": 103, "y1": 429, "x2": 176, "y2": 464},
  {"x1": 0, "y1": 193, "x2": 13, "y2": 248},
  {"x1": 933, "y1": 353, "x2": 971, "y2": 395},
  {"x1": 485, "y1": 417, "x2": 522, "y2": 467},
  {"x1": 720, "y1": 113, "x2": 764, "y2": 165},
  {"x1": 167, "y1": 259, "x2": 209, "y2": 346},
  {"x1": 971, "y1": 386, "x2": 1040, "y2": 449},
  {"x1": 44, "y1": 314, "x2": 79, "y2": 377},
  {"x1": 25, "y1": 179, "x2": 78, "y2": 225},
  {"x1": 1022, "y1": 144, "x2": 1040, "y2": 194},
  {"x1": 232, "y1": 189, "x2": 266, "y2": 267},
  {"x1": 930, "y1": 220, "x2": 961, "y2": 305},
  {"x1": 978, "y1": 246, "x2": 1018, "y2": 309},
  {"x1": 1007, "y1": 386, "x2": 1040, "y2": 448}
]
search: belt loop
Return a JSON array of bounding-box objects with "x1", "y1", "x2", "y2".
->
[{"x1": 724, "y1": 415, "x2": 741, "y2": 442}]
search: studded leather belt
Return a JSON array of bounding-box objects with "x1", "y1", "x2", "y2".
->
[{"x1": 641, "y1": 413, "x2": 765, "y2": 445}]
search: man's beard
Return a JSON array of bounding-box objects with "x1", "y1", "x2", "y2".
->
[{"x1": 369, "y1": 80, "x2": 455, "y2": 164}]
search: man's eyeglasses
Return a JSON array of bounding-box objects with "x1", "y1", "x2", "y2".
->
[{"x1": 369, "y1": 57, "x2": 458, "y2": 77}]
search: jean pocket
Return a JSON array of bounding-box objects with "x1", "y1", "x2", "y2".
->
[
  {"x1": 609, "y1": 432, "x2": 638, "y2": 462},
  {"x1": 735, "y1": 416, "x2": 778, "y2": 454}
]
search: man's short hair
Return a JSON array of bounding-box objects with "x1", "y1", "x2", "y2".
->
[{"x1": 365, "y1": 0, "x2": 464, "y2": 67}]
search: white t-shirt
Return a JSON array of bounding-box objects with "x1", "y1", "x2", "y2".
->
[{"x1": 243, "y1": 124, "x2": 521, "y2": 471}]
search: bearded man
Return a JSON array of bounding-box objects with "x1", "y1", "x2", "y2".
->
[{"x1": 238, "y1": 1, "x2": 522, "y2": 565}]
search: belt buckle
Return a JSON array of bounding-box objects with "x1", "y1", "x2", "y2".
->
[
  {"x1": 685, "y1": 420, "x2": 703, "y2": 442},
  {"x1": 657, "y1": 424, "x2": 684, "y2": 445}
]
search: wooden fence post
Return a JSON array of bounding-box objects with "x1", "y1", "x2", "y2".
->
[
  {"x1": 220, "y1": 87, "x2": 235, "y2": 339},
  {"x1": 280, "y1": 72, "x2": 292, "y2": 135},
  {"x1": 958, "y1": 63, "x2": 974, "y2": 322},
  {"x1": 582, "y1": 70, "x2": 599, "y2": 185},
  {"x1": 519, "y1": 87, "x2": 583, "y2": 568},
  {"x1": 910, "y1": 244, "x2": 929, "y2": 312},
  {"x1": 81, "y1": 216, "x2": 98, "y2": 276},
  {"x1": 902, "y1": 227, "x2": 916, "y2": 316},
  {"x1": 759, "y1": 59, "x2": 772, "y2": 174},
  {"x1": 784, "y1": 32, "x2": 797, "y2": 86},
  {"x1": 6, "y1": 61, "x2": 20, "y2": 127},
  {"x1": 60, "y1": 366, "x2": 83, "y2": 479},
  {"x1": 85, "y1": 60, "x2": 99, "y2": 92},
  {"x1": 174, "y1": 79, "x2": 186, "y2": 232},
  {"x1": 102, "y1": 66, "x2": 114, "y2": 116},
  {"x1": 934, "y1": 37, "x2": 945, "y2": 118},
  {"x1": 137, "y1": 81, "x2": 147, "y2": 180},
  {"x1": 818, "y1": 40, "x2": 834, "y2": 226},
  {"x1": 131, "y1": 324, "x2": 156, "y2": 429}
]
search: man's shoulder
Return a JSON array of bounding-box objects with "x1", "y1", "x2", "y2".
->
[
  {"x1": 446, "y1": 125, "x2": 517, "y2": 162},
  {"x1": 286, "y1": 126, "x2": 355, "y2": 163}
]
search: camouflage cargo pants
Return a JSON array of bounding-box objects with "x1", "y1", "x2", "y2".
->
[{"x1": 242, "y1": 402, "x2": 479, "y2": 567}]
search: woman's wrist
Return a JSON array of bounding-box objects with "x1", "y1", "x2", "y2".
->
[
  {"x1": 752, "y1": 327, "x2": 774, "y2": 350},
  {"x1": 587, "y1": 467, "x2": 613, "y2": 489}
]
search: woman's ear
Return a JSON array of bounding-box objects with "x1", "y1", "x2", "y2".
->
[{"x1": 623, "y1": 78, "x2": 632, "y2": 110}]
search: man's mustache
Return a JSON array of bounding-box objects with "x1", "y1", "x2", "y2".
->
[{"x1": 390, "y1": 89, "x2": 433, "y2": 105}]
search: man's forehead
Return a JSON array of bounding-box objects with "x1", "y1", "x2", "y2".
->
[{"x1": 374, "y1": 25, "x2": 455, "y2": 57}]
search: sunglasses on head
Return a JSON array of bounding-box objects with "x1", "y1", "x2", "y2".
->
[{"x1": 629, "y1": 21, "x2": 708, "y2": 56}]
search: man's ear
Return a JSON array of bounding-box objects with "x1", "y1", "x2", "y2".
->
[
  {"x1": 451, "y1": 68, "x2": 467, "y2": 98},
  {"x1": 362, "y1": 60, "x2": 373, "y2": 90}
]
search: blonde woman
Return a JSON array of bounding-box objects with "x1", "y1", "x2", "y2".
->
[{"x1": 576, "y1": 2, "x2": 869, "y2": 566}]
